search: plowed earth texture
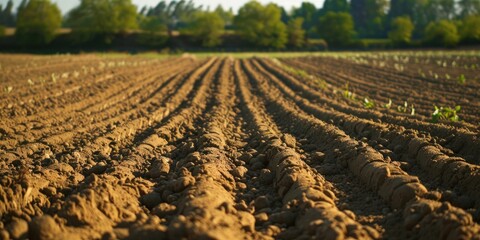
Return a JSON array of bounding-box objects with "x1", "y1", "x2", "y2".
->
[{"x1": 0, "y1": 53, "x2": 479, "y2": 240}]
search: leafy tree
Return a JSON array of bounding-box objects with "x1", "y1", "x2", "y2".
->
[
  {"x1": 214, "y1": 5, "x2": 234, "y2": 26},
  {"x1": 138, "y1": 15, "x2": 168, "y2": 47},
  {"x1": 350, "y1": 0, "x2": 387, "y2": 38},
  {"x1": 234, "y1": 1, "x2": 287, "y2": 49},
  {"x1": 146, "y1": 0, "x2": 201, "y2": 39},
  {"x1": 424, "y1": 20, "x2": 460, "y2": 47},
  {"x1": 458, "y1": 15, "x2": 480, "y2": 43},
  {"x1": 287, "y1": 17, "x2": 306, "y2": 48},
  {"x1": 0, "y1": 0, "x2": 15, "y2": 27},
  {"x1": 292, "y1": 2, "x2": 317, "y2": 37},
  {"x1": 17, "y1": 0, "x2": 27, "y2": 14},
  {"x1": 188, "y1": 11, "x2": 224, "y2": 47},
  {"x1": 67, "y1": 0, "x2": 138, "y2": 43},
  {"x1": 15, "y1": 0, "x2": 62, "y2": 45},
  {"x1": 388, "y1": 16, "x2": 414, "y2": 45},
  {"x1": 317, "y1": 12, "x2": 356, "y2": 47},
  {"x1": 459, "y1": 0, "x2": 480, "y2": 17},
  {"x1": 388, "y1": 0, "x2": 416, "y2": 20},
  {"x1": 424, "y1": 0, "x2": 456, "y2": 21},
  {"x1": 321, "y1": 0, "x2": 350, "y2": 14}
]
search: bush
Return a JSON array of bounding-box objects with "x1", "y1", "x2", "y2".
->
[
  {"x1": 424, "y1": 20, "x2": 460, "y2": 47},
  {"x1": 15, "y1": 0, "x2": 62, "y2": 46},
  {"x1": 287, "y1": 17, "x2": 306, "y2": 48},
  {"x1": 317, "y1": 12, "x2": 356, "y2": 47},
  {"x1": 388, "y1": 16, "x2": 414, "y2": 46},
  {"x1": 188, "y1": 12, "x2": 225, "y2": 47},
  {"x1": 235, "y1": 2, "x2": 287, "y2": 49},
  {"x1": 459, "y1": 15, "x2": 480, "y2": 43}
]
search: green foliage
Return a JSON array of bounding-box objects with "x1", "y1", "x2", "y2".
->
[
  {"x1": 234, "y1": 1, "x2": 287, "y2": 49},
  {"x1": 431, "y1": 105, "x2": 461, "y2": 123},
  {"x1": 292, "y1": 2, "x2": 317, "y2": 36},
  {"x1": 0, "y1": 0, "x2": 15, "y2": 27},
  {"x1": 145, "y1": 0, "x2": 201, "y2": 38},
  {"x1": 457, "y1": 74, "x2": 466, "y2": 84},
  {"x1": 424, "y1": 20, "x2": 460, "y2": 47},
  {"x1": 0, "y1": 25, "x2": 5, "y2": 38},
  {"x1": 363, "y1": 97, "x2": 375, "y2": 109},
  {"x1": 342, "y1": 83, "x2": 355, "y2": 100},
  {"x1": 388, "y1": 16, "x2": 414, "y2": 45},
  {"x1": 350, "y1": 0, "x2": 388, "y2": 38},
  {"x1": 287, "y1": 17, "x2": 306, "y2": 48},
  {"x1": 317, "y1": 12, "x2": 356, "y2": 47},
  {"x1": 188, "y1": 12, "x2": 225, "y2": 47},
  {"x1": 459, "y1": 15, "x2": 480, "y2": 43},
  {"x1": 321, "y1": 0, "x2": 350, "y2": 14},
  {"x1": 67, "y1": 0, "x2": 138, "y2": 44},
  {"x1": 214, "y1": 5, "x2": 234, "y2": 26},
  {"x1": 459, "y1": 0, "x2": 480, "y2": 18},
  {"x1": 138, "y1": 16, "x2": 168, "y2": 47},
  {"x1": 383, "y1": 99, "x2": 392, "y2": 109},
  {"x1": 397, "y1": 101, "x2": 415, "y2": 115},
  {"x1": 15, "y1": 0, "x2": 62, "y2": 46}
]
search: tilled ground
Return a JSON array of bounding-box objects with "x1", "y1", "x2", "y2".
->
[{"x1": 0, "y1": 54, "x2": 479, "y2": 240}]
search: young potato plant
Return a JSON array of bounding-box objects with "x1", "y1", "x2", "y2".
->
[
  {"x1": 342, "y1": 83, "x2": 355, "y2": 100},
  {"x1": 457, "y1": 74, "x2": 466, "y2": 84},
  {"x1": 363, "y1": 97, "x2": 375, "y2": 109},
  {"x1": 4, "y1": 86, "x2": 13, "y2": 94},
  {"x1": 397, "y1": 101, "x2": 415, "y2": 115},
  {"x1": 383, "y1": 99, "x2": 392, "y2": 109},
  {"x1": 432, "y1": 106, "x2": 461, "y2": 123}
]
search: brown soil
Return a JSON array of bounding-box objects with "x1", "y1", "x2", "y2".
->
[{"x1": 0, "y1": 54, "x2": 479, "y2": 240}]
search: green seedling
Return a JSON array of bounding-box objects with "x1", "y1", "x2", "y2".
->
[
  {"x1": 343, "y1": 83, "x2": 355, "y2": 100},
  {"x1": 457, "y1": 74, "x2": 466, "y2": 84},
  {"x1": 432, "y1": 106, "x2": 461, "y2": 123},
  {"x1": 4, "y1": 86, "x2": 13, "y2": 93},
  {"x1": 398, "y1": 101, "x2": 415, "y2": 115},
  {"x1": 51, "y1": 73, "x2": 57, "y2": 83},
  {"x1": 383, "y1": 99, "x2": 392, "y2": 109},
  {"x1": 363, "y1": 98, "x2": 375, "y2": 109}
]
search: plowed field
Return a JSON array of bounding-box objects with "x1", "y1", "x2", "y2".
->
[{"x1": 1, "y1": 53, "x2": 479, "y2": 240}]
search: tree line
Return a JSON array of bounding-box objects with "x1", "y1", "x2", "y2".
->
[{"x1": 1, "y1": 0, "x2": 480, "y2": 49}]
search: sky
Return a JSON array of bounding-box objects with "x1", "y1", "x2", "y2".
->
[{"x1": 4, "y1": 0, "x2": 327, "y2": 14}]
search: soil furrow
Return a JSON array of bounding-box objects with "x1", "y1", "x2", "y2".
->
[{"x1": 241, "y1": 58, "x2": 480, "y2": 239}]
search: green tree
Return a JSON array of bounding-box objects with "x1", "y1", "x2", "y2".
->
[
  {"x1": 317, "y1": 12, "x2": 356, "y2": 47},
  {"x1": 214, "y1": 5, "x2": 234, "y2": 26},
  {"x1": 321, "y1": 0, "x2": 350, "y2": 14},
  {"x1": 15, "y1": 0, "x2": 62, "y2": 45},
  {"x1": 424, "y1": 20, "x2": 460, "y2": 47},
  {"x1": 234, "y1": 1, "x2": 287, "y2": 49},
  {"x1": 459, "y1": 15, "x2": 480, "y2": 43},
  {"x1": 67, "y1": 0, "x2": 138, "y2": 43},
  {"x1": 0, "y1": 0, "x2": 15, "y2": 27},
  {"x1": 292, "y1": 2, "x2": 317, "y2": 37},
  {"x1": 350, "y1": 0, "x2": 387, "y2": 38},
  {"x1": 138, "y1": 15, "x2": 168, "y2": 47},
  {"x1": 188, "y1": 11, "x2": 224, "y2": 47},
  {"x1": 459, "y1": 0, "x2": 480, "y2": 17},
  {"x1": 287, "y1": 17, "x2": 306, "y2": 48},
  {"x1": 146, "y1": 0, "x2": 201, "y2": 39},
  {"x1": 388, "y1": 16, "x2": 414, "y2": 45}
]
